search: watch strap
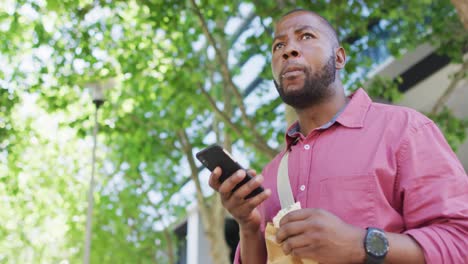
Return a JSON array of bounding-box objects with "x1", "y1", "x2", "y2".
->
[{"x1": 365, "y1": 253, "x2": 384, "y2": 264}]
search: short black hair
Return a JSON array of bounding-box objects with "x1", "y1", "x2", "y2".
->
[{"x1": 280, "y1": 8, "x2": 339, "y2": 48}]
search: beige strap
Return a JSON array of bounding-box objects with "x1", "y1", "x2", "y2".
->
[{"x1": 277, "y1": 151, "x2": 295, "y2": 209}]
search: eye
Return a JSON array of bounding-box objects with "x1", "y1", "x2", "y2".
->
[
  {"x1": 301, "y1": 33, "x2": 314, "y2": 40},
  {"x1": 273, "y1": 42, "x2": 285, "y2": 51}
]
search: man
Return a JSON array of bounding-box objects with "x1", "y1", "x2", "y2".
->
[{"x1": 209, "y1": 9, "x2": 468, "y2": 263}]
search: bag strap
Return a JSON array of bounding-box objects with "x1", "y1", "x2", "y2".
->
[{"x1": 277, "y1": 151, "x2": 295, "y2": 209}]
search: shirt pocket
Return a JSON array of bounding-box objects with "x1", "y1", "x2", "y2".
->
[{"x1": 318, "y1": 174, "x2": 376, "y2": 228}]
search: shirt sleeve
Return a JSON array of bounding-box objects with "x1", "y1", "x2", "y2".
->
[{"x1": 397, "y1": 121, "x2": 468, "y2": 263}]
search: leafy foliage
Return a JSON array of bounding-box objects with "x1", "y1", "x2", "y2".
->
[
  {"x1": 428, "y1": 107, "x2": 468, "y2": 152},
  {"x1": 363, "y1": 76, "x2": 403, "y2": 103}
]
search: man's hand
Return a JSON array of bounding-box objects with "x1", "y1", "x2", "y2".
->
[
  {"x1": 208, "y1": 167, "x2": 271, "y2": 233},
  {"x1": 276, "y1": 208, "x2": 366, "y2": 263}
]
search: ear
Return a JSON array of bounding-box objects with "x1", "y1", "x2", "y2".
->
[{"x1": 335, "y1": 47, "x2": 346, "y2": 69}]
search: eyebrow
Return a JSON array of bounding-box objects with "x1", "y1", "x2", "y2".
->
[{"x1": 273, "y1": 25, "x2": 319, "y2": 43}]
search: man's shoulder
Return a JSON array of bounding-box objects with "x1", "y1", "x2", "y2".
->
[{"x1": 368, "y1": 101, "x2": 433, "y2": 129}]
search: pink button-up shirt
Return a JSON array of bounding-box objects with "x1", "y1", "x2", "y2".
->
[{"x1": 234, "y1": 89, "x2": 468, "y2": 263}]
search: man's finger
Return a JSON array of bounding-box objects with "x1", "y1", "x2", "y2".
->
[
  {"x1": 247, "y1": 188, "x2": 271, "y2": 209},
  {"x1": 232, "y1": 188, "x2": 271, "y2": 216},
  {"x1": 222, "y1": 188, "x2": 271, "y2": 225},
  {"x1": 218, "y1": 169, "x2": 246, "y2": 197},
  {"x1": 208, "y1": 166, "x2": 222, "y2": 190},
  {"x1": 231, "y1": 173, "x2": 265, "y2": 200},
  {"x1": 281, "y1": 233, "x2": 314, "y2": 255},
  {"x1": 290, "y1": 245, "x2": 319, "y2": 259},
  {"x1": 246, "y1": 169, "x2": 257, "y2": 176},
  {"x1": 280, "y1": 208, "x2": 321, "y2": 226},
  {"x1": 276, "y1": 220, "x2": 309, "y2": 243}
]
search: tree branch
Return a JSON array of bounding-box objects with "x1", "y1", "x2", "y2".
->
[
  {"x1": 199, "y1": 86, "x2": 243, "y2": 135},
  {"x1": 188, "y1": 0, "x2": 246, "y2": 117},
  {"x1": 200, "y1": 86, "x2": 277, "y2": 157},
  {"x1": 176, "y1": 129, "x2": 210, "y2": 215},
  {"x1": 229, "y1": 11, "x2": 256, "y2": 46},
  {"x1": 188, "y1": 0, "x2": 277, "y2": 157},
  {"x1": 431, "y1": 59, "x2": 468, "y2": 114},
  {"x1": 162, "y1": 228, "x2": 175, "y2": 264},
  {"x1": 451, "y1": 0, "x2": 468, "y2": 30}
]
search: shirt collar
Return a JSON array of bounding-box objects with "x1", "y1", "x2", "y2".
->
[
  {"x1": 336, "y1": 88, "x2": 371, "y2": 128},
  {"x1": 285, "y1": 88, "x2": 372, "y2": 147}
]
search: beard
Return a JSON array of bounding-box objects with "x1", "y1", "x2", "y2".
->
[{"x1": 274, "y1": 55, "x2": 336, "y2": 109}]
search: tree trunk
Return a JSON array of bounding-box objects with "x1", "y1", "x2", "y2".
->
[
  {"x1": 195, "y1": 75, "x2": 234, "y2": 264},
  {"x1": 451, "y1": 0, "x2": 468, "y2": 29},
  {"x1": 196, "y1": 48, "x2": 235, "y2": 264},
  {"x1": 199, "y1": 195, "x2": 231, "y2": 264},
  {"x1": 178, "y1": 129, "x2": 231, "y2": 264},
  {"x1": 431, "y1": 59, "x2": 468, "y2": 114},
  {"x1": 163, "y1": 228, "x2": 175, "y2": 264}
]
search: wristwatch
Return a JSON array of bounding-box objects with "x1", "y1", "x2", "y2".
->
[{"x1": 364, "y1": 227, "x2": 389, "y2": 264}]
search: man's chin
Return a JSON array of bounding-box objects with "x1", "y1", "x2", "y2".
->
[{"x1": 281, "y1": 82, "x2": 305, "y2": 94}]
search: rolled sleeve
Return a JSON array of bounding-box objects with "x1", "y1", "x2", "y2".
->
[
  {"x1": 397, "y1": 121, "x2": 468, "y2": 262},
  {"x1": 405, "y1": 222, "x2": 468, "y2": 263}
]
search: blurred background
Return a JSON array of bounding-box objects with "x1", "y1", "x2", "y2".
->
[{"x1": 0, "y1": 0, "x2": 467, "y2": 263}]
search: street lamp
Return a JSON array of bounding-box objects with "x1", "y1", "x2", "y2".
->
[
  {"x1": 90, "y1": 85, "x2": 105, "y2": 107},
  {"x1": 84, "y1": 81, "x2": 108, "y2": 264}
]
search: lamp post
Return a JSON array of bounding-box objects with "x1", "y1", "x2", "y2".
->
[{"x1": 84, "y1": 84, "x2": 105, "y2": 264}]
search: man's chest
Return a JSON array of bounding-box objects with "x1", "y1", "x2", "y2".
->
[{"x1": 262, "y1": 130, "x2": 402, "y2": 230}]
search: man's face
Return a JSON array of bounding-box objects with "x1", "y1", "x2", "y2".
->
[{"x1": 271, "y1": 11, "x2": 337, "y2": 108}]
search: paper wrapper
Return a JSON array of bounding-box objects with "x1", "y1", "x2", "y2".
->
[{"x1": 265, "y1": 202, "x2": 318, "y2": 264}]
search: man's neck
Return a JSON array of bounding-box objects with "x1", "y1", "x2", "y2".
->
[{"x1": 295, "y1": 84, "x2": 347, "y2": 136}]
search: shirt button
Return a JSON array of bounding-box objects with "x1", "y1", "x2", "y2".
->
[
  {"x1": 304, "y1": 144, "x2": 310, "y2": 150},
  {"x1": 300, "y1": 185, "x2": 306, "y2": 191}
]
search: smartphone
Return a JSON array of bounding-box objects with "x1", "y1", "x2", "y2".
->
[{"x1": 196, "y1": 144, "x2": 264, "y2": 199}]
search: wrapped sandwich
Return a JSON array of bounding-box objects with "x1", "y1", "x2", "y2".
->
[{"x1": 265, "y1": 202, "x2": 318, "y2": 264}]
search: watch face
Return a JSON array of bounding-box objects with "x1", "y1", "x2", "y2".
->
[{"x1": 366, "y1": 230, "x2": 389, "y2": 257}]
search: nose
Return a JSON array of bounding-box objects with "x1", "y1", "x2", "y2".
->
[{"x1": 282, "y1": 43, "x2": 300, "y2": 60}]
